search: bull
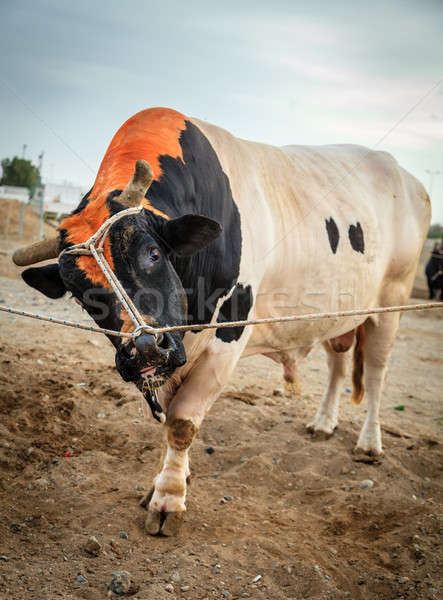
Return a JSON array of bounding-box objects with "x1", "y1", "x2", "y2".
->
[{"x1": 14, "y1": 107, "x2": 430, "y2": 535}]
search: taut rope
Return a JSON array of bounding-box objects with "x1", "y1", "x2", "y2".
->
[
  {"x1": 1, "y1": 301, "x2": 441, "y2": 338},
  {"x1": 3, "y1": 204, "x2": 441, "y2": 339}
]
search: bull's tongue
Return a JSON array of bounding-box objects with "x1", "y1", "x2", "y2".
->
[{"x1": 140, "y1": 366, "x2": 156, "y2": 378}]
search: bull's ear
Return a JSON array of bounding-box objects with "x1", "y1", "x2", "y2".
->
[
  {"x1": 161, "y1": 214, "x2": 222, "y2": 257},
  {"x1": 21, "y1": 264, "x2": 67, "y2": 299}
]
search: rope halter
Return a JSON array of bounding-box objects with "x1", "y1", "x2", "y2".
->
[
  {"x1": 59, "y1": 203, "x2": 168, "y2": 422},
  {"x1": 59, "y1": 205, "x2": 157, "y2": 339}
]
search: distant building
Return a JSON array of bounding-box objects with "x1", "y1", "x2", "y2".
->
[
  {"x1": 31, "y1": 182, "x2": 86, "y2": 218},
  {"x1": 0, "y1": 184, "x2": 30, "y2": 203},
  {"x1": 1, "y1": 182, "x2": 86, "y2": 219}
]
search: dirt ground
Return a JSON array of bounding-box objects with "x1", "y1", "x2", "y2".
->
[{"x1": 0, "y1": 206, "x2": 442, "y2": 599}]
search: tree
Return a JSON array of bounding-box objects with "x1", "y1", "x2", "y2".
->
[
  {"x1": 0, "y1": 156, "x2": 40, "y2": 191},
  {"x1": 428, "y1": 223, "x2": 443, "y2": 239}
]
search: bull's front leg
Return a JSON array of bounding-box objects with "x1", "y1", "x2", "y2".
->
[
  {"x1": 141, "y1": 337, "x2": 248, "y2": 535},
  {"x1": 142, "y1": 417, "x2": 197, "y2": 536}
]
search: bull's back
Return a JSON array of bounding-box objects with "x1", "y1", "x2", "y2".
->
[
  {"x1": 281, "y1": 144, "x2": 430, "y2": 277},
  {"x1": 192, "y1": 119, "x2": 430, "y2": 348},
  {"x1": 193, "y1": 119, "x2": 429, "y2": 285}
]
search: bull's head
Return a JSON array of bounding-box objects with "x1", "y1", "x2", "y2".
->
[{"x1": 13, "y1": 160, "x2": 222, "y2": 388}]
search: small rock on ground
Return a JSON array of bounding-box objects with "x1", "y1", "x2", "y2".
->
[
  {"x1": 84, "y1": 536, "x2": 101, "y2": 556},
  {"x1": 359, "y1": 479, "x2": 374, "y2": 489},
  {"x1": 34, "y1": 477, "x2": 49, "y2": 489},
  {"x1": 109, "y1": 570, "x2": 139, "y2": 596}
]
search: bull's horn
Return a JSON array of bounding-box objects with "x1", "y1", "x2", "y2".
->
[
  {"x1": 117, "y1": 159, "x2": 154, "y2": 207},
  {"x1": 12, "y1": 236, "x2": 60, "y2": 266}
]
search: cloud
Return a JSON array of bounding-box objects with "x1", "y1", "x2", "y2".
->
[{"x1": 0, "y1": 0, "x2": 442, "y2": 220}]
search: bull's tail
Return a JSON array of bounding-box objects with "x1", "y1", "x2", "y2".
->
[{"x1": 351, "y1": 324, "x2": 366, "y2": 405}]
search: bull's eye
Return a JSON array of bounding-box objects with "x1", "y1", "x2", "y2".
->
[{"x1": 149, "y1": 247, "x2": 161, "y2": 262}]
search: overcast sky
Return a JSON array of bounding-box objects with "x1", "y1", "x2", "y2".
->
[{"x1": 1, "y1": 0, "x2": 442, "y2": 221}]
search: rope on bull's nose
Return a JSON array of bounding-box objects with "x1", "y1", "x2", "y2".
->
[{"x1": 133, "y1": 324, "x2": 158, "y2": 337}]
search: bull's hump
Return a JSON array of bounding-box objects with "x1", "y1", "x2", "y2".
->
[
  {"x1": 60, "y1": 108, "x2": 188, "y2": 286},
  {"x1": 91, "y1": 107, "x2": 188, "y2": 200}
]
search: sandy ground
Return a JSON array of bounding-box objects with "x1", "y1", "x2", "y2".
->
[{"x1": 0, "y1": 207, "x2": 442, "y2": 599}]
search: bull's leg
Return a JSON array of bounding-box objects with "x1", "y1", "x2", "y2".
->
[
  {"x1": 355, "y1": 312, "x2": 401, "y2": 455},
  {"x1": 306, "y1": 341, "x2": 349, "y2": 436},
  {"x1": 143, "y1": 419, "x2": 197, "y2": 536},
  {"x1": 143, "y1": 339, "x2": 249, "y2": 535}
]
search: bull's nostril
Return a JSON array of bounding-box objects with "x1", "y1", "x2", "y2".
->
[
  {"x1": 134, "y1": 332, "x2": 174, "y2": 363},
  {"x1": 163, "y1": 332, "x2": 176, "y2": 351}
]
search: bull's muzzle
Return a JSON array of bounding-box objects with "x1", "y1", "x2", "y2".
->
[{"x1": 135, "y1": 332, "x2": 169, "y2": 365}]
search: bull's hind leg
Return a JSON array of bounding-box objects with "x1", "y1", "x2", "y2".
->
[
  {"x1": 355, "y1": 312, "x2": 401, "y2": 455},
  {"x1": 306, "y1": 341, "x2": 349, "y2": 436}
]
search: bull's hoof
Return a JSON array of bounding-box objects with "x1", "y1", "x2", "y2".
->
[
  {"x1": 141, "y1": 488, "x2": 185, "y2": 536},
  {"x1": 306, "y1": 422, "x2": 337, "y2": 439},
  {"x1": 353, "y1": 445, "x2": 383, "y2": 458},
  {"x1": 161, "y1": 511, "x2": 184, "y2": 536},
  {"x1": 355, "y1": 427, "x2": 383, "y2": 456},
  {"x1": 145, "y1": 509, "x2": 184, "y2": 536}
]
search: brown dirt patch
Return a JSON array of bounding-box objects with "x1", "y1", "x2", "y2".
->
[{"x1": 0, "y1": 229, "x2": 441, "y2": 599}]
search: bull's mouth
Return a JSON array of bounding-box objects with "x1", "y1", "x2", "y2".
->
[
  {"x1": 140, "y1": 366, "x2": 157, "y2": 378},
  {"x1": 115, "y1": 333, "x2": 186, "y2": 387},
  {"x1": 138, "y1": 365, "x2": 168, "y2": 389}
]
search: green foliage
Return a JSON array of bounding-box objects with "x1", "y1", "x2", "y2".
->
[
  {"x1": 428, "y1": 223, "x2": 443, "y2": 239},
  {"x1": 0, "y1": 156, "x2": 40, "y2": 190}
]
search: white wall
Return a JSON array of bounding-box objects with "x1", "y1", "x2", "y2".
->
[
  {"x1": 42, "y1": 182, "x2": 84, "y2": 215},
  {"x1": 0, "y1": 185, "x2": 30, "y2": 203}
]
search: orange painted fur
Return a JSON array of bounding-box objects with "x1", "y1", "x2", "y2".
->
[{"x1": 59, "y1": 108, "x2": 187, "y2": 287}]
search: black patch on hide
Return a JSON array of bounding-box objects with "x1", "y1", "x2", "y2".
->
[
  {"x1": 216, "y1": 283, "x2": 253, "y2": 342},
  {"x1": 325, "y1": 217, "x2": 339, "y2": 254},
  {"x1": 348, "y1": 222, "x2": 365, "y2": 253}
]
